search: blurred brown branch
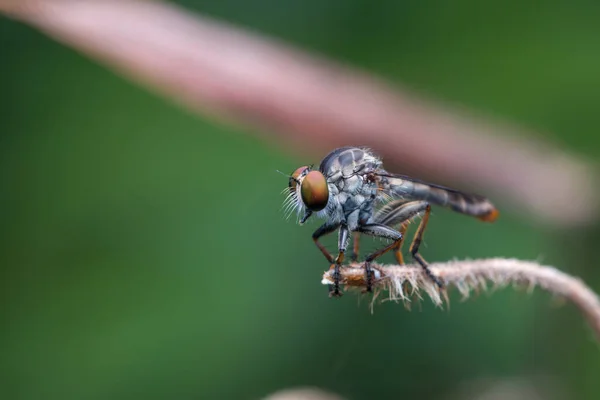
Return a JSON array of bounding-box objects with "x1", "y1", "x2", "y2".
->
[
  {"x1": 1, "y1": 0, "x2": 598, "y2": 226},
  {"x1": 322, "y1": 258, "x2": 600, "y2": 341},
  {"x1": 264, "y1": 387, "x2": 346, "y2": 400}
]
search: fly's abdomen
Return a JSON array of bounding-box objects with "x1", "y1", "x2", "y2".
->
[{"x1": 380, "y1": 174, "x2": 499, "y2": 222}]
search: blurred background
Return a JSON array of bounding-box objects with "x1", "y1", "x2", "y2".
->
[{"x1": 1, "y1": 1, "x2": 599, "y2": 399}]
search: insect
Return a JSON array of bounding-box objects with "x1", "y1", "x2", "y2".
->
[{"x1": 282, "y1": 147, "x2": 499, "y2": 297}]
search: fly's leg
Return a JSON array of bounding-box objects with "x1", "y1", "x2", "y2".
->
[
  {"x1": 312, "y1": 222, "x2": 343, "y2": 297},
  {"x1": 329, "y1": 224, "x2": 350, "y2": 297},
  {"x1": 312, "y1": 223, "x2": 338, "y2": 264},
  {"x1": 394, "y1": 222, "x2": 409, "y2": 265},
  {"x1": 351, "y1": 233, "x2": 360, "y2": 262},
  {"x1": 408, "y1": 204, "x2": 444, "y2": 289},
  {"x1": 375, "y1": 200, "x2": 429, "y2": 266},
  {"x1": 356, "y1": 224, "x2": 403, "y2": 292}
]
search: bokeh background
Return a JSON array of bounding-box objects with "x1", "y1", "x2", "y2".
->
[{"x1": 1, "y1": 1, "x2": 600, "y2": 399}]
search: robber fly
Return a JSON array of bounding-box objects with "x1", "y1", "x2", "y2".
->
[{"x1": 282, "y1": 147, "x2": 499, "y2": 297}]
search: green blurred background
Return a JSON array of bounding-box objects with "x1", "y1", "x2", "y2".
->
[{"x1": 1, "y1": 1, "x2": 599, "y2": 399}]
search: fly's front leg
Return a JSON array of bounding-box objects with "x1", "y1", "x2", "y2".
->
[
  {"x1": 336, "y1": 224, "x2": 350, "y2": 264},
  {"x1": 312, "y1": 222, "x2": 343, "y2": 297},
  {"x1": 356, "y1": 223, "x2": 403, "y2": 292},
  {"x1": 327, "y1": 224, "x2": 349, "y2": 297},
  {"x1": 351, "y1": 233, "x2": 360, "y2": 262},
  {"x1": 408, "y1": 204, "x2": 444, "y2": 289},
  {"x1": 312, "y1": 223, "x2": 338, "y2": 264}
]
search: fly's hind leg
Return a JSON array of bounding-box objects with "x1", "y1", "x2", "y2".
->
[
  {"x1": 394, "y1": 222, "x2": 409, "y2": 265},
  {"x1": 356, "y1": 224, "x2": 403, "y2": 292},
  {"x1": 408, "y1": 204, "x2": 444, "y2": 289},
  {"x1": 376, "y1": 200, "x2": 429, "y2": 266}
]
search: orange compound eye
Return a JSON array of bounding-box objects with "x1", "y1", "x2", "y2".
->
[
  {"x1": 289, "y1": 166, "x2": 309, "y2": 193},
  {"x1": 300, "y1": 170, "x2": 329, "y2": 211}
]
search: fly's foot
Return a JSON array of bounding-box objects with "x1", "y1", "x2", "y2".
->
[
  {"x1": 327, "y1": 263, "x2": 343, "y2": 298},
  {"x1": 429, "y1": 273, "x2": 445, "y2": 290},
  {"x1": 420, "y1": 264, "x2": 445, "y2": 290},
  {"x1": 362, "y1": 261, "x2": 374, "y2": 293},
  {"x1": 328, "y1": 286, "x2": 343, "y2": 298}
]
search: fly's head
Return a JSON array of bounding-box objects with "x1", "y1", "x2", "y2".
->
[{"x1": 281, "y1": 165, "x2": 330, "y2": 225}]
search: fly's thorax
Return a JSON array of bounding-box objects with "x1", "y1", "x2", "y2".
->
[
  {"x1": 326, "y1": 165, "x2": 378, "y2": 218},
  {"x1": 315, "y1": 183, "x2": 344, "y2": 222},
  {"x1": 319, "y1": 147, "x2": 381, "y2": 182},
  {"x1": 338, "y1": 192, "x2": 364, "y2": 210}
]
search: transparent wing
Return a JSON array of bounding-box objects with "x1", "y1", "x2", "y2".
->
[{"x1": 374, "y1": 171, "x2": 499, "y2": 222}]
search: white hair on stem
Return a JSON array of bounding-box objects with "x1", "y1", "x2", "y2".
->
[{"x1": 322, "y1": 258, "x2": 600, "y2": 341}]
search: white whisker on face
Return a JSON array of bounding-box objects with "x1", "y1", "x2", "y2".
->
[
  {"x1": 282, "y1": 198, "x2": 293, "y2": 211},
  {"x1": 279, "y1": 187, "x2": 304, "y2": 221},
  {"x1": 283, "y1": 200, "x2": 298, "y2": 220},
  {"x1": 280, "y1": 195, "x2": 292, "y2": 212},
  {"x1": 281, "y1": 197, "x2": 294, "y2": 217}
]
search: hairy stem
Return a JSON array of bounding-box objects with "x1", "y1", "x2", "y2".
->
[{"x1": 322, "y1": 258, "x2": 600, "y2": 340}]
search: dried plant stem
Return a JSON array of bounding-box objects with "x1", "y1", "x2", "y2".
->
[{"x1": 322, "y1": 258, "x2": 600, "y2": 340}]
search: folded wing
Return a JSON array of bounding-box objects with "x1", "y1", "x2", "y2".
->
[{"x1": 375, "y1": 171, "x2": 499, "y2": 222}]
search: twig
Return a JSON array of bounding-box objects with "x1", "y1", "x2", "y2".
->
[
  {"x1": 1, "y1": 0, "x2": 597, "y2": 227},
  {"x1": 264, "y1": 387, "x2": 345, "y2": 400},
  {"x1": 322, "y1": 258, "x2": 600, "y2": 341}
]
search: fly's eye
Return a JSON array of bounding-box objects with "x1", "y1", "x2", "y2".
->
[
  {"x1": 289, "y1": 166, "x2": 308, "y2": 193},
  {"x1": 301, "y1": 171, "x2": 329, "y2": 211}
]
